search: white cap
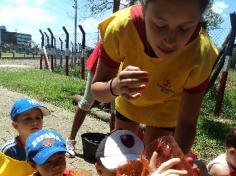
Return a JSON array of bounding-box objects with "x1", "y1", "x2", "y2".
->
[{"x1": 95, "y1": 130, "x2": 144, "y2": 170}]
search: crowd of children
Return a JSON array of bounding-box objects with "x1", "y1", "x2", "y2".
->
[
  {"x1": 0, "y1": 0, "x2": 235, "y2": 175},
  {"x1": 0, "y1": 97, "x2": 235, "y2": 176}
]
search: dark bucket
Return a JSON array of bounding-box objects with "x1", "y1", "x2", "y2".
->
[{"x1": 81, "y1": 132, "x2": 106, "y2": 162}]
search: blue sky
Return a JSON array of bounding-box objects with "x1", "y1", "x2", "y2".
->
[{"x1": 0, "y1": 0, "x2": 235, "y2": 48}]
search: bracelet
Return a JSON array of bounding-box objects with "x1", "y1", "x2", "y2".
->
[{"x1": 109, "y1": 78, "x2": 119, "y2": 97}]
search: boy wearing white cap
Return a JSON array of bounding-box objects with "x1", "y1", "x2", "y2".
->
[
  {"x1": 0, "y1": 98, "x2": 50, "y2": 161},
  {"x1": 95, "y1": 129, "x2": 188, "y2": 176}
]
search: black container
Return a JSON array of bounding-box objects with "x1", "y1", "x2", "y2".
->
[{"x1": 81, "y1": 132, "x2": 106, "y2": 162}]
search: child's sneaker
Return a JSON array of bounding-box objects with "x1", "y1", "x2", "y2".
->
[{"x1": 65, "y1": 138, "x2": 76, "y2": 158}]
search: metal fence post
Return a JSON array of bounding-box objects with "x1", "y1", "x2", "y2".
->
[
  {"x1": 78, "y1": 25, "x2": 85, "y2": 80},
  {"x1": 44, "y1": 32, "x2": 49, "y2": 49},
  {"x1": 59, "y1": 37, "x2": 63, "y2": 67},
  {"x1": 54, "y1": 37, "x2": 57, "y2": 67},
  {"x1": 71, "y1": 41, "x2": 74, "y2": 65},
  {"x1": 39, "y1": 29, "x2": 44, "y2": 69},
  {"x1": 47, "y1": 28, "x2": 54, "y2": 71},
  {"x1": 63, "y1": 26, "x2": 69, "y2": 76}
]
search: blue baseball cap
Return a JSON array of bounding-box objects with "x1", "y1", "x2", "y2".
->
[
  {"x1": 10, "y1": 98, "x2": 50, "y2": 121},
  {"x1": 25, "y1": 129, "x2": 67, "y2": 165}
]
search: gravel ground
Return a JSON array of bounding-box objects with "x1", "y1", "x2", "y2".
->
[{"x1": 0, "y1": 58, "x2": 110, "y2": 175}]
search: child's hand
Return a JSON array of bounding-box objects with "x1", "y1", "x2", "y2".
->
[
  {"x1": 150, "y1": 152, "x2": 188, "y2": 176},
  {"x1": 112, "y1": 66, "x2": 148, "y2": 100},
  {"x1": 185, "y1": 157, "x2": 209, "y2": 176}
]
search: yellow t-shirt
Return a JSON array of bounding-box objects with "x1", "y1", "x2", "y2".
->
[
  {"x1": 0, "y1": 152, "x2": 35, "y2": 176},
  {"x1": 99, "y1": 6, "x2": 218, "y2": 127}
]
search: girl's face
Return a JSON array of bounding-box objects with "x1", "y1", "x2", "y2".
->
[
  {"x1": 144, "y1": 0, "x2": 201, "y2": 58},
  {"x1": 35, "y1": 153, "x2": 66, "y2": 176}
]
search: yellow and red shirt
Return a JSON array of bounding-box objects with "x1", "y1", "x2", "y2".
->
[
  {"x1": 99, "y1": 5, "x2": 218, "y2": 127},
  {"x1": 86, "y1": 41, "x2": 102, "y2": 74},
  {"x1": 0, "y1": 152, "x2": 35, "y2": 176}
]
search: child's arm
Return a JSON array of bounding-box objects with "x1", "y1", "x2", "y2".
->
[
  {"x1": 174, "y1": 91, "x2": 205, "y2": 154},
  {"x1": 91, "y1": 57, "x2": 119, "y2": 102},
  {"x1": 0, "y1": 147, "x2": 15, "y2": 159},
  {"x1": 208, "y1": 164, "x2": 229, "y2": 176},
  {"x1": 92, "y1": 58, "x2": 148, "y2": 103}
]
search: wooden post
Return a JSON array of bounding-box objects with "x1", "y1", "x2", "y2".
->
[{"x1": 214, "y1": 12, "x2": 236, "y2": 116}]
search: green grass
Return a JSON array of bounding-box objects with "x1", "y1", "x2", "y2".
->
[
  {"x1": 0, "y1": 68, "x2": 235, "y2": 162},
  {"x1": 53, "y1": 65, "x2": 84, "y2": 78},
  {"x1": 195, "y1": 71, "x2": 236, "y2": 161},
  {"x1": 202, "y1": 71, "x2": 236, "y2": 119},
  {"x1": 193, "y1": 114, "x2": 235, "y2": 161},
  {"x1": 0, "y1": 69, "x2": 85, "y2": 110},
  {"x1": 1, "y1": 52, "x2": 13, "y2": 57}
]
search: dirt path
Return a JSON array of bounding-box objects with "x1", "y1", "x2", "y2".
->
[{"x1": 0, "y1": 59, "x2": 109, "y2": 175}]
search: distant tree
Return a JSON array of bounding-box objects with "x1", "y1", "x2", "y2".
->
[
  {"x1": 85, "y1": 0, "x2": 139, "y2": 16},
  {"x1": 86, "y1": 0, "x2": 222, "y2": 30},
  {"x1": 85, "y1": 0, "x2": 117, "y2": 16},
  {"x1": 203, "y1": 2, "x2": 223, "y2": 30}
]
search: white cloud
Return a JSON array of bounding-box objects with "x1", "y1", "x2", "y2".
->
[
  {"x1": 79, "y1": 17, "x2": 99, "y2": 32},
  {"x1": 34, "y1": 0, "x2": 47, "y2": 5},
  {"x1": 0, "y1": 3, "x2": 55, "y2": 44},
  {"x1": 212, "y1": 1, "x2": 228, "y2": 14},
  {"x1": 0, "y1": 4, "x2": 55, "y2": 25},
  {"x1": 14, "y1": 0, "x2": 27, "y2": 4}
]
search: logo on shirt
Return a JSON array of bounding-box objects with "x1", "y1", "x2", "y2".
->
[{"x1": 157, "y1": 79, "x2": 174, "y2": 94}]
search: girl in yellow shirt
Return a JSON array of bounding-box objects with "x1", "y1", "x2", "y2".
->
[{"x1": 91, "y1": 0, "x2": 218, "y2": 154}]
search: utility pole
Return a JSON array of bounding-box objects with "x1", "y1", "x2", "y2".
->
[{"x1": 73, "y1": 0, "x2": 78, "y2": 52}]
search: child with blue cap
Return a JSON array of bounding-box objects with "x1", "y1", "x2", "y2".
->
[
  {"x1": 1, "y1": 98, "x2": 50, "y2": 161},
  {"x1": 25, "y1": 129, "x2": 92, "y2": 176}
]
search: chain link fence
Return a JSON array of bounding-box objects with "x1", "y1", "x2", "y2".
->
[{"x1": 208, "y1": 28, "x2": 231, "y2": 48}]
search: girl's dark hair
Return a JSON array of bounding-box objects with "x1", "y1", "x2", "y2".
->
[
  {"x1": 143, "y1": 0, "x2": 212, "y2": 14},
  {"x1": 201, "y1": 0, "x2": 211, "y2": 13},
  {"x1": 225, "y1": 127, "x2": 236, "y2": 149}
]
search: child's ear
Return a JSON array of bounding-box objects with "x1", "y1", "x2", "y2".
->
[
  {"x1": 12, "y1": 121, "x2": 18, "y2": 130},
  {"x1": 229, "y1": 148, "x2": 236, "y2": 155},
  {"x1": 95, "y1": 162, "x2": 103, "y2": 176}
]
